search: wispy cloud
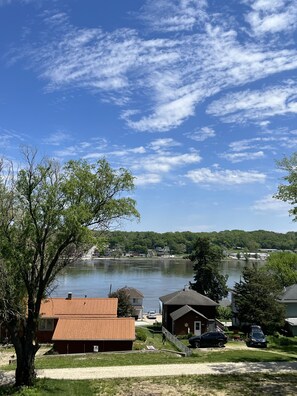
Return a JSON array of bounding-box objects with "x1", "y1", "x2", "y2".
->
[
  {"x1": 15, "y1": 1, "x2": 297, "y2": 132},
  {"x1": 134, "y1": 173, "x2": 162, "y2": 186},
  {"x1": 226, "y1": 132, "x2": 297, "y2": 155},
  {"x1": 221, "y1": 151, "x2": 265, "y2": 163},
  {"x1": 49, "y1": 134, "x2": 201, "y2": 186},
  {"x1": 140, "y1": 0, "x2": 208, "y2": 32},
  {"x1": 251, "y1": 194, "x2": 290, "y2": 214},
  {"x1": 185, "y1": 126, "x2": 216, "y2": 142},
  {"x1": 245, "y1": 0, "x2": 297, "y2": 36},
  {"x1": 132, "y1": 152, "x2": 201, "y2": 173},
  {"x1": 207, "y1": 82, "x2": 297, "y2": 123},
  {"x1": 186, "y1": 167, "x2": 266, "y2": 185},
  {"x1": 0, "y1": 128, "x2": 25, "y2": 148},
  {"x1": 149, "y1": 138, "x2": 181, "y2": 151},
  {"x1": 0, "y1": 0, "x2": 34, "y2": 5},
  {"x1": 42, "y1": 131, "x2": 71, "y2": 146}
]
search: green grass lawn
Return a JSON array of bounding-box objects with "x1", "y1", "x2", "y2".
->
[
  {"x1": 1, "y1": 373, "x2": 297, "y2": 396},
  {"x1": 2, "y1": 330, "x2": 297, "y2": 371},
  {"x1": 1, "y1": 330, "x2": 297, "y2": 395},
  {"x1": 2, "y1": 348, "x2": 296, "y2": 372}
]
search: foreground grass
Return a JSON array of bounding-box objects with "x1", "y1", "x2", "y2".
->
[
  {"x1": 2, "y1": 330, "x2": 297, "y2": 371},
  {"x1": 3, "y1": 348, "x2": 296, "y2": 371},
  {"x1": 1, "y1": 373, "x2": 297, "y2": 395}
]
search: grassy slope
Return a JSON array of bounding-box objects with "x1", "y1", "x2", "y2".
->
[{"x1": 1, "y1": 329, "x2": 297, "y2": 395}]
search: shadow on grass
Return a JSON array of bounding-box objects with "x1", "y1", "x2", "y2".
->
[{"x1": 206, "y1": 360, "x2": 297, "y2": 375}]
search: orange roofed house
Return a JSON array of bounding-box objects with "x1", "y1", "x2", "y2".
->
[{"x1": 37, "y1": 293, "x2": 135, "y2": 354}]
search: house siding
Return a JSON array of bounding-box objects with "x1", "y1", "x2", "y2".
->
[
  {"x1": 53, "y1": 340, "x2": 133, "y2": 354},
  {"x1": 172, "y1": 311, "x2": 208, "y2": 336},
  {"x1": 284, "y1": 303, "x2": 297, "y2": 318},
  {"x1": 163, "y1": 305, "x2": 216, "y2": 333}
]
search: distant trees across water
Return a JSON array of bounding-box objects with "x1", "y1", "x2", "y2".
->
[{"x1": 99, "y1": 230, "x2": 297, "y2": 257}]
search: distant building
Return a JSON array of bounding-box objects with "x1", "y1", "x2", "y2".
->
[
  {"x1": 278, "y1": 284, "x2": 297, "y2": 336},
  {"x1": 119, "y1": 286, "x2": 144, "y2": 319}
]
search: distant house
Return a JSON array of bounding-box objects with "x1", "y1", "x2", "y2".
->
[
  {"x1": 118, "y1": 286, "x2": 144, "y2": 319},
  {"x1": 278, "y1": 284, "x2": 297, "y2": 336},
  {"x1": 37, "y1": 294, "x2": 135, "y2": 353},
  {"x1": 155, "y1": 246, "x2": 170, "y2": 257},
  {"x1": 159, "y1": 288, "x2": 218, "y2": 336}
]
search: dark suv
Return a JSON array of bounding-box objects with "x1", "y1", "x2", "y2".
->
[
  {"x1": 246, "y1": 325, "x2": 267, "y2": 348},
  {"x1": 189, "y1": 331, "x2": 228, "y2": 348}
]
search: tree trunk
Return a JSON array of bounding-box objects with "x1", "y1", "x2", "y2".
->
[
  {"x1": 9, "y1": 320, "x2": 39, "y2": 387},
  {"x1": 15, "y1": 342, "x2": 37, "y2": 387}
]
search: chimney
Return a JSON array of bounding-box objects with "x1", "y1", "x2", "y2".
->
[{"x1": 67, "y1": 292, "x2": 72, "y2": 300}]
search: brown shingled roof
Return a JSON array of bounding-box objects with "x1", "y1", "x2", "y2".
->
[
  {"x1": 159, "y1": 289, "x2": 218, "y2": 306},
  {"x1": 52, "y1": 318, "x2": 135, "y2": 341},
  {"x1": 40, "y1": 298, "x2": 118, "y2": 318}
]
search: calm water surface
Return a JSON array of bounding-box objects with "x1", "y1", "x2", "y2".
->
[{"x1": 52, "y1": 258, "x2": 257, "y2": 311}]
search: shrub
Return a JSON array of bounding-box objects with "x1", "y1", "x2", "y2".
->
[{"x1": 136, "y1": 327, "x2": 147, "y2": 342}]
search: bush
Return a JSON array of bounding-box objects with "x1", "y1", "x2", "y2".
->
[
  {"x1": 268, "y1": 335, "x2": 297, "y2": 347},
  {"x1": 135, "y1": 327, "x2": 147, "y2": 342}
]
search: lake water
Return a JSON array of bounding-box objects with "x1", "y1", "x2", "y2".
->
[{"x1": 52, "y1": 258, "x2": 255, "y2": 312}]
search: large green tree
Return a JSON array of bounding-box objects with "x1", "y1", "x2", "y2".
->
[
  {"x1": 264, "y1": 252, "x2": 297, "y2": 288},
  {"x1": 233, "y1": 266, "x2": 285, "y2": 334},
  {"x1": 189, "y1": 236, "x2": 228, "y2": 302},
  {"x1": 108, "y1": 289, "x2": 135, "y2": 317},
  {"x1": 274, "y1": 152, "x2": 297, "y2": 220},
  {"x1": 0, "y1": 152, "x2": 139, "y2": 387}
]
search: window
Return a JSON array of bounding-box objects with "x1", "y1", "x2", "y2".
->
[{"x1": 38, "y1": 319, "x2": 54, "y2": 331}]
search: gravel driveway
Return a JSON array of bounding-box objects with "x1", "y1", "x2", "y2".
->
[{"x1": 1, "y1": 361, "x2": 297, "y2": 384}]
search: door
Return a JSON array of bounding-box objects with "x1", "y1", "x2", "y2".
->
[{"x1": 194, "y1": 321, "x2": 201, "y2": 336}]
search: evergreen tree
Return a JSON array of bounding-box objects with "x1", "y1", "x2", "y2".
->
[
  {"x1": 234, "y1": 266, "x2": 285, "y2": 334},
  {"x1": 189, "y1": 236, "x2": 228, "y2": 302}
]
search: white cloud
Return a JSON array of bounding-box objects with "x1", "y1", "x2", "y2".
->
[
  {"x1": 134, "y1": 173, "x2": 161, "y2": 186},
  {"x1": 125, "y1": 89, "x2": 202, "y2": 132},
  {"x1": 221, "y1": 151, "x2": 265, "y2": 163},
  {"x1": 207, "y1": 82, "x2": 297, "y2": 123},
  {"x1": 16, "y1": 1, "x2": 297, "y2": 133},
  {"x1": 0, "y1": 128, "x2": 25, "y2": 148},
  {"x1": 245, "y1": 0, "x2": 297, "y2": 36},
  {"x1": 185, "y1": 127, "x2": 216, "y2": 142},
  {"x1": 140, "y1": 0, "x2": 208, "y2": 32},
  {"x1": 228, "y1": 137, "x2": 277, "y2": 152},
  {"x1": 42, "y1": 131, "x2": 71, "y2": 146},
  {"x1": 251, "y1": 194, "x2": 290, "y2": 214},
  {"x1": 134, "y1": 152, "x2": 201, "y2": 173},
  {"x1": 149, "y1": 138, "x2": 181, "y2": 151},
  {"x1": 186, "y1": 168, "x2": 266, "y2": 185},
  {"x1": 0, "y1": 0, "x2": 33, "y2": 5}
]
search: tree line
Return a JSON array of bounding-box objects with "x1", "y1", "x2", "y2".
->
[{"x1": 104, "y1": 229, "x2": 297, "y2": 255}]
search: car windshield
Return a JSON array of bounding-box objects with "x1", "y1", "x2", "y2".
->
[{"x1": 252, "y1": 331, "x2": 264, "y2": 338}]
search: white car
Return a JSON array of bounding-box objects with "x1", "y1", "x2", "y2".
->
[{"x1": 147, "y1": 310, "x2": 157, "y2": 319}]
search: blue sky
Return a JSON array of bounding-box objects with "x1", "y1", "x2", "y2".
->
[{"x1": 1, "y1": 0, "x2": 297, "y2": 233}]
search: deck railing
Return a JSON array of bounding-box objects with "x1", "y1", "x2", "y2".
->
[{"x1": 162, "y1": 326, "x2": 192, "y2": 356}]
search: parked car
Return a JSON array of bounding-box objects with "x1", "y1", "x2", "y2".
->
[
  {"x1": 246, "y1": 325, "x2": 267, "y2": 348},
  {"x1": 189, "y1": 331, "x2": 228, "y2": 348},
  {"x1": 146, "y1": 310, "x2": 157, "y2": 319}
]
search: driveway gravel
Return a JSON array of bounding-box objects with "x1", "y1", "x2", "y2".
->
[{"x1": 1, "y1": 361, "x2": 297, "y2": 384}]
